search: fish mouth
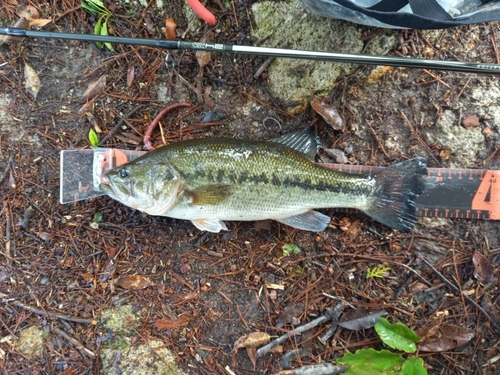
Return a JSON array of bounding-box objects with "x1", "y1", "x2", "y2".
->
[{"x1": 98, "y1": 182, "x2": 113, "y2": 195}]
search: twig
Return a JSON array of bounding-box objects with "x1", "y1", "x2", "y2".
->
[
  {"x1": 490, "y1": 27, "x2": 500, "y2": 64},
  {"x1": 143, "y1": 102, "x2": 192, "y2": 150},
  {"x1": 365, "y1": 120, "x2": 389, "y2": 157},
  {"x1": 10, "y1": 301, "x2": 94, "y2": 325},
  {"x1": 421, "y1": 69, "x2": 451, "y2": 88},
  {"x1": 0, "y1": 156, "x2": 12, "y2": 185},
  {"x1": 400, "y1": 110, "x2": 440, "y2": 165},
  {"x1": 278, "y1": 349, "x2": 310, "y2": 370},
  {"x1": 319, "y1": 304, "x2": 344, "y2": 344},
  {"x1": 417, "y1": 254, "x2": 496, "y2": 326},
  {"x1": 52, "y1": 326, "x2": 95, "y2": 358},
  {"x1": 256, "y1": 306, "x2": 339, "y2": 358},
  {"x1": 100, "y1": 105, "x2": 145, "y2": 145},
  {"x1": 254, "y1": 56, "x2": 276, "y2": 79},
  {"x1": 272, "y1": 363, "x2": 348, "y2": 375}
]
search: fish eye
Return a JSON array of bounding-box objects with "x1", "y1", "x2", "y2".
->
[{"x1": 120, "y1": 168, "x2": 129, "y2": 179}]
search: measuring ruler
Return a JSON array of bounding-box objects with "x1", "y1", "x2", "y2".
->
[
  {"x1": 329, "y1": 164, "x2": 500, "y2": 220},
  {"x1": 60, "y1": 149, "x2": 500, "y2": 220}
]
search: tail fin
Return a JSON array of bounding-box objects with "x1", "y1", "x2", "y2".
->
[{"x1": 363, "y1": 158, "x2": 427, "y2": 232}]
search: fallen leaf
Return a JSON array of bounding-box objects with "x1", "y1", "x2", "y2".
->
[
  {"x1": 345, "y1": 219, "x2": 361, "y2": 241},
  {"x1": 116, "y1": 275, "x2": 152, "y2": 290},
  {"x1": 461, "y1": 114, "x2": 480, "y2": 130},
  {"x1": 155, "y1": 314, "x2": 190, "y2": 329},
  {"x1": 165, "y1": 18, "x2": 177, "y2": 40},
  {"x1": 196, "y1": 31, "x2": 214, "y2": 72},
  {"x1": 17, "y1": 4, "x2": 39, "y2": 20},
  {"x1": 277, "y1": 303, "x2": 304, "y2": 328},
  {"x1": 29, "y1": 18, "x2": 52, "y2": 28},
  {"x1": 78, "y1": 98, "x2": 96, "y2": 117},
  {"x1": 310, "y1": 98, "x2": 344, "y2": 130},
  {"x1": 339, "y1": 308, "x2": 387, "y2": 331},
  {"x1": 24, "y1": 63, "x2": 41, "y2": 99},
  {"x1": 472, "y1": 251, "x2": 494, "y2": 284},
  {"x1": 481, "y1": 296, "x2": 500, "y2": 326},
  {"x1": 419, "y1": 324, "x2": 475, "y2": 352},
  {"x1": 324, "y1": 148, "x2": 349, "y2": 164},
  {"x1": 81, "y1": 75, "x2": 106, "y2": 101},
  {"x1": 246, "y1": 347, "x2": 257, "y2": 369},
  {"x1": 126, "y1": 66, "x2": 135, "y2": 87},
  {"x1": 233, "y1": 332, "x2": 270, "y2": 351}
]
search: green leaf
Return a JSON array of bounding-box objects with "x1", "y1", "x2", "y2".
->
[
  {"x1": 374, "y1": 318, "x2": 420, "y2": 353},
  {"x1": 101, "y1": 20, "x2": 115, "y2": 52},
  {"x1": 401, "y1": 357, "x2": 427, "y2": 375},
  {"x1": 81, "y1": 1, "x2": 99, "y2": 14},
  {"x1": 93, "y1": 16, "x2": 103, "y2": 47},
  {"x1": 93, "y1": 213, "x2": 103, "y2": 223},
  {"x1": 88, "y1": 129, "x2": 99, "y2": 147},
  {"x1": 84, "y1": 0, "x2": 108, "y2": 13},
  {"x1": 282, "y1": 243, "x2": 301, "y2": 256},
  {"x1": 366, "y1": 266, "x2": 391, "y2": 279},
  {"x1": 337, "y1": 348, "x2": 404, "y2": 375}
]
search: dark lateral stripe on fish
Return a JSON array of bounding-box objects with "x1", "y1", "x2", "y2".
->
[{"x1": 182, "y1": 167, "x2": 372, "y2": 196}]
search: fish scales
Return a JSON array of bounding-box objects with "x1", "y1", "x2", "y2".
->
[
  {"x1": 141, "y1": 138, "x2": 374, "y2": 219},
  {"x1": 100, "y1": 129, "x2": 427, "y2": 232}
]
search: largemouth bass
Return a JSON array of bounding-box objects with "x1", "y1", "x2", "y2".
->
[{"x1": 99, "y1": 128, "x2": 427, "y2": 233}]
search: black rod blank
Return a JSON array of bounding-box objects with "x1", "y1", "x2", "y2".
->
[{"x1": 2, "y1": 27, "x2": 500, "y2": 75}]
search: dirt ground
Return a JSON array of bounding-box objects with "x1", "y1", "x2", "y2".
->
[{"x1": 0, "y1": 0, "x2": 500, "y2": 374}]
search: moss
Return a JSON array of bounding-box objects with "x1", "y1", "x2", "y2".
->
[
  {"x1": 14, "y1": 325, "x2": 47, "y2": 359},
  {"x1": 101, "y1": 305, "x2": 141, "y2": 335},
  {"x1": 101, "y1": 339, "x2": 187, "y2": 375}
]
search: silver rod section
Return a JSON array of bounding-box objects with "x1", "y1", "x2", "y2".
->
[{"x1": 2, "y1": 27, "x2": 500, "y2": 75}]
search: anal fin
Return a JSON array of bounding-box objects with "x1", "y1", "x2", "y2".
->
[
  {"x1": 277, "y1": 210, "x2": 331, "y2": 232},
  {"x1": 191, "y1": 218, "x2": 228, "y2": 233}
]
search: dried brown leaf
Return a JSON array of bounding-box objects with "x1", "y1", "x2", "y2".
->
[
  {"x1": 17, "y1": 5, "x2": 39, "y2": 20},
  {"x1": 345, "y1": 219, "x2": 361, "y2": 241},
  {"x1": 233, "y1": 332, "x2": 270, "y2": 351},
  {"x1": 165, "y1": 18, "x2": 177, "y2": 40},
  {"x1": 29, "y1": 19, "x2": 52, "y2": 28},
  {"x1": 81, "y1": 75, "x2": 106, "y2": 101},
  {"x1": 246, "y1": 347, "x2": 257, "y2": 369},
  {"x1": 419, "y1": 324, "x2": 475, "y2": 352},
  {"x1": 78, "y1": 98, "x2": 96, "y2": 117},
  {"x1": 196, "y1": 31, "x2": 214, "y2": 71},
  {"x1": 324, "y1": 148, "x2": 348, "y2": 164},
  {"x1": 58, "y1": 367, "x2": 74, "y2": 375},
  {"x1": 461, "y1": 114, "x2": 480, "y2": 130},
  {"x1": 24, "y1": 63, "x2": 40, "y2": 99},
  {"x1": 155, "y1": 314, "x2": 190, "y2": 329},
  {"x1": 310, "y1": 99, "x2": 344, "y2": 130},
  {"x1": 117, "y1": 275, "x2": 152, "y2": 290},
  {"x1": 126, "y1": 66, "x2": 135, "y2": 88},
  {"x1": 277, "y1": 303, "x2": 304, "y2": 328},
  {"x1": 472, "y1": 251, "x2": 494, "y2": 284}
]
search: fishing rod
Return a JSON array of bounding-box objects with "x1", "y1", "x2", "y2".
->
[{"x1": 2, "y1": 27, "x2": 500, "y2": 75}]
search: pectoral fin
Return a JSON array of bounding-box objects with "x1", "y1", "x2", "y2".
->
[
  {"x1": 188, "y1": 185, "x2": 232, "y2": 205},
  {"x1": 277, "y1": 210, "x2": 331, "y2": 232},
  {"x1": 191, "y1": 218, "x2": 228, "y2": 233}
]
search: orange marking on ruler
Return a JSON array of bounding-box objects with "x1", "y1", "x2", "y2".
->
[{"x1": 472, "y1": 170, "x2": 500, "y2": 219}]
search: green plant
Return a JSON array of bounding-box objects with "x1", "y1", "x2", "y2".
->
[
  {"x1": 88, "y1": 128, "x2": 99, "y2": 147},
  {"x1": 366, "y1": 265, "x2": 391, "y2": 279},
  {"x1": 282, "y1": 243, "x2": 301, "y2": 256},
  {"x1": 337, "y1": 317, "x2": 427, "y2": 375},
  {"x1": 81, "y1": 0, "x2": 115, "y2": 51}
]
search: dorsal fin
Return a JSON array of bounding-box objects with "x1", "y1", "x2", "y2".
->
[{"x1": 268, "y1": 126, "x2": 321, "y2": 160}]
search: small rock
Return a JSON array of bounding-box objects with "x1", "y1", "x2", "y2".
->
[{"x1": 324, "y1": 148, "x2": 349, "y2": 164}]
